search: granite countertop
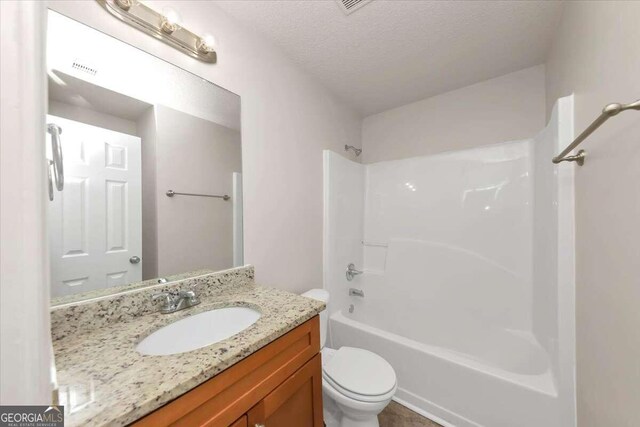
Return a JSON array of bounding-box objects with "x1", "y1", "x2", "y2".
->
[{"x1": 52, "y1": 273, "x2": 324, "y2": 427}]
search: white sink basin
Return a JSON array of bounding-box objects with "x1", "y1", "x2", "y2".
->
[{"x1": 136, "y1": 306, "x2": 261, "y2": 356}]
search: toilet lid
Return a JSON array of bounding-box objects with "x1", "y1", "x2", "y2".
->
[{"x1": 322, "y1": 347, "x2": 396, "y2": 397}]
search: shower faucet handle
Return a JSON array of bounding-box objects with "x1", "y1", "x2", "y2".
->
[{"x1": 346, "y1": 263, "x2": 363, "y2": 281}]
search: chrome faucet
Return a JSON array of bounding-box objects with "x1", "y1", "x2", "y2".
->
[
  {"x1": 346, "y1": 263, "x2": 363, "y2": 281},
  {"x1": 152, "y1": 289, "x2": 200, "y2": 314}
]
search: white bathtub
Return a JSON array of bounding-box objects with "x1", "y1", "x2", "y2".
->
[
  {"x1": 330, "y1": 310, "x2": 562, "y2": 427},
  {"x1": 322, "y1": 97, "x2": 576, "y2": 427}
]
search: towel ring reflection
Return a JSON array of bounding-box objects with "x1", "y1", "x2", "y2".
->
[{"x1": 47, "y1": 123, "x2": 64, "y2": 191}]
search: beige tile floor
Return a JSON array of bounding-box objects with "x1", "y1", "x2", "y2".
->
[{"x1": 378, "y1": 401, "x2": 443, "y2": 427}]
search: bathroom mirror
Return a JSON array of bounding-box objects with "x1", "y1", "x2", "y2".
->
[{"x1": 46, "y1": 11, "x2": 242, "y2": 304}]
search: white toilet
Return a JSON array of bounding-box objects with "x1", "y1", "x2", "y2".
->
[{"x1": 302, "y1": 289, "x2": 397, "y2": 427}]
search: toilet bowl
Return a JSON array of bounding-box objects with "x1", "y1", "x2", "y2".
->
[
  {"x1": 301, "y1": 289, "x2": 397, "y2": 427},
  {"x1": 322, "y1": 347, "x2": 397, "y2": 427}
]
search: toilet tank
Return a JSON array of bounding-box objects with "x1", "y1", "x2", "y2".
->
[{"x1": 301, "y1": 288, "x2": 329, "y2": 349}]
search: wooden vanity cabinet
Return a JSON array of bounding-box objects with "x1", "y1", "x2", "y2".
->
[
  {"x1": 132, "y1": 316, "x2": 323, "y2": 427},
  {"x1": 229, "y1": 416, "x2": 247, "y2": 427},
  {"x1": 248, "y1": 354, "x2": 322, "y2": 427}
]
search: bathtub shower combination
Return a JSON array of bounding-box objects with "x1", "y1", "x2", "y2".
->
[{"x1": 323, "y1": 97, "x2": 576, "y2": 427}]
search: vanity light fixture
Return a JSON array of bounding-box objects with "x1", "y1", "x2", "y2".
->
[
  {"x1": 196, "y1": 35, "x2": 216, "y2": 55},
  {"x1": 160, "y1": 17, "x2": 178, "y2": 35},
  {"x1": 97, "y1": 0, "x2": 217, "y2": 63}
]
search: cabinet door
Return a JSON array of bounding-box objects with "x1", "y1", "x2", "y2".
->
[
  {"x1": 247, "y1": 354, "x2": 323, "y2": 427},
  {"x1": 230, "y1": 415, "x2": 247, "y2": 427}
]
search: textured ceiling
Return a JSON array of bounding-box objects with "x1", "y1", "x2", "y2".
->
[{"x1": 214, "y1": 0, "x2": 564, "y2": 116}]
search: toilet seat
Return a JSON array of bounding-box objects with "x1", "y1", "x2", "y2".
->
[{"x1": 322, "y1": 347, "x2": 397, "y2": 403}]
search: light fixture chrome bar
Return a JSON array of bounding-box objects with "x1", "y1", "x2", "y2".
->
[
  {"x1": 166, "y1": 190, "x2": 230, "y2": 201},
  {"x1": 552, "y1": 99, "x2": 640, "y2": 166},
  {"x1": 97, "y1": 0, "x2": 217, "y2": 63}
]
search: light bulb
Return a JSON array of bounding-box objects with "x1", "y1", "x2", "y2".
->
[
  {"x1": 202, "y1": 34, "x2": 216, "y2": 49},
  {"x1": 197, "y1": 34, "x2": 216, "y2": 53},
  {"x1": 114, "y1": 0, "x2": 133, "y2": 11},
  {"x1": 162, "y1": 7, "x2": 180, "y2": 26},
  {"x1": 160, "y1": 7, "x2": 180, "y2": 33}
]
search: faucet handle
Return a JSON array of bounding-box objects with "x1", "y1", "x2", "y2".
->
[
  {"x1": 152, "y1": 292, "x2": 180, "y2": 313},
  {"x1": 178, "y1": 290, "x2": 199, "y2": 303},
  {"x1": 346, "y1": 263, "x2": 364, "y2": 281},
  {"x1": 152, "y1": 292, "x2": 173, "y2": 307},
  {"x1": 151, "y1": 290, "x2": 199, "y2": 314},
  {"x1": 152, "y1": 291, "x2": 170, "y2": 300}
]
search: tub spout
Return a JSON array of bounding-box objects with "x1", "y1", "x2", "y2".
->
[{"x1": 349, "y1": 288, "x2": 364, "y2": 297}]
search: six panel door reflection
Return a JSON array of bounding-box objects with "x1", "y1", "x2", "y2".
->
[{"x1": 47, "y1": 115, "x2": 142, "y2": 297}]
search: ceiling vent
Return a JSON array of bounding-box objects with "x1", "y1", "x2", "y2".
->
[
  {"x1": 335, "y1": 0, "x2": 373, "y2": 15},
  {"x1": 71, "y1": 60, "x2": 98, "y2": 76}
]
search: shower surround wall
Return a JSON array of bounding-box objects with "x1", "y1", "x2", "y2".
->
[
  {"x1": 362, "y1": 141, "x2": 533, "y2": 334},
  {"x1": 323, "y1": 97, "x2": 575, "y2": 427}
]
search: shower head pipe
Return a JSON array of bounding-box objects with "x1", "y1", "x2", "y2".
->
[{"x1": 345, "y1": 145, "x2": 362, "y2": 156}]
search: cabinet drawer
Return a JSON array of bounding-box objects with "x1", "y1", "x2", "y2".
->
[{"x1": 133, "y1": 316, "x2": 320, "y2": 427}]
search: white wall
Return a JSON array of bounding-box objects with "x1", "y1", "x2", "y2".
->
[
  {"x1": 155, "y1": 105, "x2": 241, "y2": 276},
  {"x1": 138, "y1": 106, "x2": 158, "y2": 280},
  {"x1": 532, "y1": 96, "x2": 577, "y2": 427},
  {"x1": 0, "y1": 1, "x2": 51, "y2": 405},
  {"x1": 545, "y1": 2, "x2": 640, "y2": 426},
  {"x1": 47, "y1": 1, "x2": 362, "y2": 294},
  {"x1": 361, "y1": 65, "x2": 546, "y2": 163},
  {"x1": 360, "y1": 141, "x2": 533, "y2": 335},
  {"x1": 532, "y1": 104, "x2": 561, "y2": 355},
  {"x1": 48, "y1": 100, "x2": 138, "y2": 136}
]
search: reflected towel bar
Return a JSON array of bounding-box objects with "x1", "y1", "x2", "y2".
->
[
  {"x1": 166, "y1": 190, "x2": 230, "y2": 201},
  {"x1": 552, "y1": 99, "x2": 640, "y2": 166}
]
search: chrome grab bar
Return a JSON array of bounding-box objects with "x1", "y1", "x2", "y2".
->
[
  {"x1": 166, "y1": 189, "x2": 230, "y2": 201},
  {"x1": 47, "y1": 123, "x2": 64, "y2": 191},
  {"x1": 552, "y1": 99, "x2": 640, "y2": 166}
]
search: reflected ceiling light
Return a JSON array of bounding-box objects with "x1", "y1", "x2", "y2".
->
[{"x1": 97, "y1": 0, "x2": 217, "y2": 63}]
